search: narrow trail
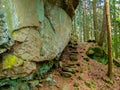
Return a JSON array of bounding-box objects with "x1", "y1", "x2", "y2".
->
[{"x1": 35, "y1": 42, "x2": 120, "y2": 90}]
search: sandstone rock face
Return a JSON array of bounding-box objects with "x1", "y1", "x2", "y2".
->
[{"x1": 0, "y1": 0, "x2": 78, "y2": 78}]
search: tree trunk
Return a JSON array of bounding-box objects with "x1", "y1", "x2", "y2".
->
[
  {"x1": 93, "y1": 0, "x2": 99, "y2": 42},
  {"x1": 98, "y1": 7, "x2": 107, "y2": 47},
  {"x1": 105, "y1": 0, "x2": 113, "y2": 79},
  {"x1": 82, "y1": 0, "x2": 89, "y2": 41},
  {"x1": 83, "y1": 1, "x2": 86, "y2": 41}
]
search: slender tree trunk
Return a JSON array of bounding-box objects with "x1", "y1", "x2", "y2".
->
[
  {"x1": 82, "y1": 0, "x2": 89, "y2": 41},
  {"x1": 85, "y1": 0, "x2": 89, "y2": 41},
  {"x1": 79, "y1": 3, "x2": 82, "y2": 41},
  {"x1": 105, "y1": 0, "x2": 113, "y2": 79},
  {"x1": 83, "y1": 0, "x2": 86, "y2": 41},
  {"x1": 98, "y1": 7, "x2": 107, "y2": 47},
  {"x1": 90, "y1": 1, "x2": 94, "y2": 40},
  {"x1": 85, "y1": 16, "x2": 89, "y2": 41},
  {"x1": 93, "y1": 0, "x2": 99, "y2": 42}
]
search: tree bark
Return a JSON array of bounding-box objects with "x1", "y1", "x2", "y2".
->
[
  {"x1": 83, "y1": 0, "x2": 86, "y2": 41},
  {"x1": 93, "y1": 0, "x2": 99, "y2": 42},
  {"x1": 85, "y1": 0, "x2": 89, "y2": 41},
  {"x1": 98, "y1": 7, "x2": 107, "y2": 47},
  {"x1": 105, "y1": 0, "x2": 113, "y2": 79}
]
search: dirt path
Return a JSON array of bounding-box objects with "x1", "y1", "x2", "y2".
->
[{"x1": 35, "y1": 42, "x2": 120, "y2": 90}]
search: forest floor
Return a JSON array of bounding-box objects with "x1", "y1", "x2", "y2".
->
[{"x1": 34, "y1": 41, "x2": 120, "y2": 90}]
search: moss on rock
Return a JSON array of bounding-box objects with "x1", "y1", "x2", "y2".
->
[
  {"x1": 86, "y1": 47, "x2": 108, "y2": 64},
  {"x1": 3, "y1": 54, "x2": 23, "y2": 69}
]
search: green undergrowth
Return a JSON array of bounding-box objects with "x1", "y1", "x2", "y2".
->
[
  {"x1": 113, "y1": 60, "x2": 120, "y2": 67},
  {"x1": 85, "y1": 80, "x2": 96, "y2": 90},
  {"x1": 0, "y1": 60, "x2": 56, "y2": 90},
  {"x1": 86, "y1": 47, "x2": 108, "y2": 64},
  {"x1": 86, "y1": 47, "x2": 120, "y2": 67},
  {"x1": 36, "y1": 60, "x2": 54, "y2": 76},
  {"x1": 0, "y1": 78, "x2": 30, "y2": 90}
]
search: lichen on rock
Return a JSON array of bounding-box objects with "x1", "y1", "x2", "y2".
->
[
  {"x1": 0, "y1": 0, "x2": 79, "y2": 83},
  {"x1": 0, "y1": 5, "x2": 13, "y2": 54},
  {"x1": 3, "y1": 54, "x2": 23, "y2": 69}
]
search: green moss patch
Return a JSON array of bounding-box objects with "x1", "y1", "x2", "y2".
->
[
  {"x1": 86, "y1": 47, "x2": 120, "y2": 67},
  {"x1": 86, "y1": 47, "x2": 108, "y2": 65},
  {"x1": 37, "y1": 60, "x2": 54, "y2": 76},
  {"x1": 0, "y1": 60, "x2": 56, "y2": 90}
]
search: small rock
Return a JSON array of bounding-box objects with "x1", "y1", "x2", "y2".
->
[
  {"x1": 66, "y1": 62, "x2": 75, "y2": 67},
  {"x1": 62, "y1": 67, "x2": 76, "y2": 74},
  {"x1": 68, "y1": 44, "x2": 77, "y2": 49},
  {"x1": 88, "y1": 50, "x2": 94, "y2": 55},
  {"x1": 73, "y1": 82, "x2": 79, "y2": 87},
  {"x1": 29, "y1": 80, "x2": 39, "y2": 88},
  {"x1": 59, "y1": 61, "x2": 63, "y2": 68},
  {"x1": 61, "y1": 72, "x2": 72, "y2": 78},
  {"x1": 70, "y1": 55, "x2": 78, "y2": 61},
  {"x1": 38, "y1": 84, "x2": 43, "y2": 87},
  {"x1": 45, "y1": 74, "x2": 56, "y2": 84}
]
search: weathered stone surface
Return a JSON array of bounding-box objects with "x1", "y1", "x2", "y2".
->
[
  {"x1": 0, "y1": 5, "x2": 13, "y2": 54},
  {"x1": 13, "y1": 28, "x2": 42, "y2": 62},
  {"x1": 2, "y1": 59, "x2": 36, "y2": 78},
  {"x1": 86, "y1": 50, "x2": 94, "y2": 55},
  {"x1": 62, "y1": 67, "x2": 76, "y2": 74},
  {"x1": 0, "y1": 0, "x2": 78, "y2": 79},
  {"x1": 40, "y1": 4, "x2": 72, "y2": 61},
  {"x1": 46, "y1": 0, "x2": 79, "y2": 18},
  {"x1": 61, "y1": 72, "x2": 72, "y2": 78}
]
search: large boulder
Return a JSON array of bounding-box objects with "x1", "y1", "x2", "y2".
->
[{"x1": 0, "y1": 0, "x2": 78, "y2": 78}]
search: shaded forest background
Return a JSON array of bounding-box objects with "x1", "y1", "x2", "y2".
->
[{"x1": 73, "y1": 0, "x2": 120, "y2": 59}]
